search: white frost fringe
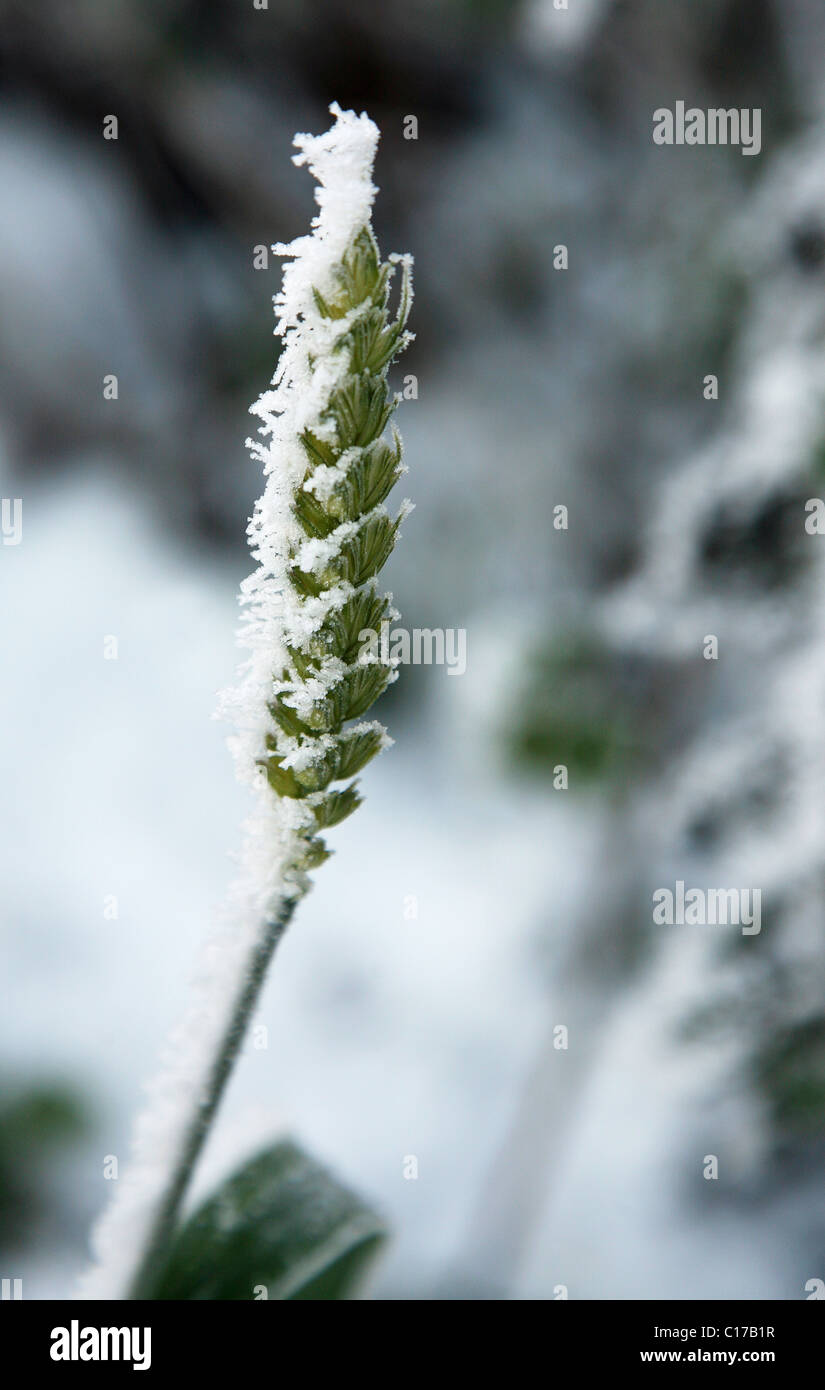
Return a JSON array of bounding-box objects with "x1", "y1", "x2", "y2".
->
[{"x1": 79, "y1": 104, "x2": 381, "y2": 1300}]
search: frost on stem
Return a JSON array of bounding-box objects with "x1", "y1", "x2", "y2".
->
[{"x1": 220, "y1": 101, "x2": 414, "y2": 913}]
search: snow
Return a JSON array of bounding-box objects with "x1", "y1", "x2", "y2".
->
[
  {"x1": 273, "y1": 103, "x2": 380, "y2": 329},
  {"x1": 3, "y1": 461, "x2": 813, "y2": 1303}
]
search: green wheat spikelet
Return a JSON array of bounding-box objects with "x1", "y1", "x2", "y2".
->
[{"x1": 266, "y1": 228, "x2": 413, "y2": 872}]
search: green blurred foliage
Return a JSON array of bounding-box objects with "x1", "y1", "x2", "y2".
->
[
  {"x1": 0, "y1": 1081, "x2": 88, "y2": 1249},
  {"x1": 754, "y1": 1018, "x2": 825, "y2": 1142},
  {"x1": 505, "y1": 631, "x2": 644, "y2": 787}
]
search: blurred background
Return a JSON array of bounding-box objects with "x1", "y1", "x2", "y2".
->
[{"x1": 2, "y1": 0, "x2": 825, "y2": 1300}]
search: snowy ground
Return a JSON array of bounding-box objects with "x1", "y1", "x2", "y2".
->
[{"x1": 1, "y1": 466, "x2": 805, "y2": 1299}]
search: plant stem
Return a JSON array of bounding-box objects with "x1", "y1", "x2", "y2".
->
[{"x1": 126, "y1": 896, "x2": 296, "y2": 1299}]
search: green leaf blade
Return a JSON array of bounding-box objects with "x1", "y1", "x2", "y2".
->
[{"x1": 148, "y1": 1140, "x2": 387, "y2": 1301}]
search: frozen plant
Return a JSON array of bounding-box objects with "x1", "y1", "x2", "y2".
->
[{"x1": 81, "y1": 103, "x2": 413, "y2": 1300}]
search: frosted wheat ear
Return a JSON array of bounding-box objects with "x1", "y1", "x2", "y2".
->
[
  {"x1": 223, "y1": 102, "x2": 414, "y2": 906},
  {"x1": 80, "y1": 104, "x2": 412, "y2": 1301}
]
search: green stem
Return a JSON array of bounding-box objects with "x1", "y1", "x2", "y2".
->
[{"x1": 127, "y1": 896, "x2": 296, "y2": 1299}]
